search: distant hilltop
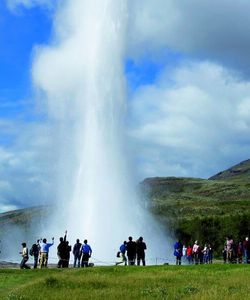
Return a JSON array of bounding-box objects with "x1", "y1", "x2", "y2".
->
[
  {"x1": 209, "y1": 159, "x2": 250, "y2": 180},
  {"x1": 141, "y1": 159, "x2": 250, "y2": 187}
]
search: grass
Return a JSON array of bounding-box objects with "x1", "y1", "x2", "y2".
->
[{"x1": 1, "y1": 265, "x2": 250, "y2": 299}]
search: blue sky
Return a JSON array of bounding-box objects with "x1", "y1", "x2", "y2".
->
[
  {"x1": 1, "y1": 0, "x2": 250, "y2": 212},
  {"x1": 0, "y1": 2, "x2": 52, "y2": 101}
]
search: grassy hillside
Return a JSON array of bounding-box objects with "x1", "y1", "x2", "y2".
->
[
  {"x1": 1, "y1": 265, "x2": 250, "y2": 299},
  {"x1": 141, "y1": 160, "x2": 250, "y2": 253}
]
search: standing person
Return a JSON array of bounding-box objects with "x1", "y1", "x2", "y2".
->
[
  {"x1": 81, "y1": 239, "x2": 92, "y2": 267},
  {"x1": 20, "y1": 243, "x2": 30, "y2": 269},
  {"x1": 29, "y1": 240, "x2": 40, "y2": 269},
  {"x1": 186, "y1": 245, "x2": 193, "y2": 264},
  {"x1": 174, "y1": 240, "x2": 183, "y2": 265},
  {"x1": 243, "y1": 237, "x2": 250, "y2": 264},
  {"x1": 226, "y1": 236, "x2": 233, "y2": 263},
  {"x1": 198, "y1": 245, "x2": 204, "y2": 264},
  {"x1": 237, "y1": 242, "x2": 243, "y2": 264},
  {"x1": 65, "y1": 241, "x2": 71, "y2": 267},
  {"x1": 203, "y1": 244, "x2": 208, "y2": 264},
  {"x1": 39, "y1": 237, "x2": 54, "y2": 268},
  {"x1": 222, "y1": 246, "x2": 227, "y2": 263},
  {"x1": 116, "y1": 241, "x2": 127, "y2": 266},
  {"x1": 73, "y1": 239, "x2": 82, "y2": 268},
  {"x1": 57, "y1": 231, "x2": 67, "y2": 268},
  {"x1": 136, "y1": 237, "x2": 147, "y2": 266},
  {"x1": 207, "y1": 244, "x2": 213, "y2": 264},
  {"x1": 192, "y1": 241, "x2": 200, "y2": 264},
  {"x1": 126, "y1": 236, "x2": 137, "y2": 266},
  {"x1": 182, "y1": 244, "x2": 187, "y2": 263}
]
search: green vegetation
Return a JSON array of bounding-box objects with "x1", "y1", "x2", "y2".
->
[
  {"x1": 141, "y1": 160, "x2": 250, "y2": 254},
  {"x1": 1, "y1": 265, "x2": 250, "y2": 299}
]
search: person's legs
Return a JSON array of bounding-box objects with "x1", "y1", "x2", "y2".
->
[
  {"x1": 40, "y1": 253, "x2": 45, "y2": 268},
  {"x1": 20, "y1": 258, "x2": 30, "y2": 269},
  {"x1": 73, "y1": 255, "x2": 77, "y2": 267},
  {"x1": 141, "y1": 253, "x2": 146, "y2": 266},
  {"x1": 82, "y1": 254, "x2": 89, "y2": 267},
  {"x1": 20, "y1": 258, "x2": 25, "y2": 269},
  {"x1": 34, "y1": 256, "x2": 38, "y2": 269},
  {"x1": 44, "y1": 253, "x2": 48, "y2": 267},
  {"x1": 57, "y1": 257, "x2": 62, "y2": 268},
  {"x1": 77, "y1": 255, "x2": 81, "y2": 267},
  {"x1": 124, "y1": 255, "x2": 127, "y2": 266},
  {"x1": 24, "y1": 258, "x2": 30, "y2": 269}
]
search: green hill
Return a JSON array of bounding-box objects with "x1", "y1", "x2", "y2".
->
[{"x1": 141, "y1": 159, "x2": 250, "y2": 253}]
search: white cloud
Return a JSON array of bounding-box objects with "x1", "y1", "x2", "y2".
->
[
  {"x1": 128, "y1": 61, "x2": 250, "y2": 179},
  {"x1": 129, "y1": 0, "x2": 250, "y2": 75},
  {"x1": 0, "y1": 118, "x2": 57, "y2": 212}
]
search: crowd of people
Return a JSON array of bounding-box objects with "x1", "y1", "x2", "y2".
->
[
  {"x1": 174, "y1": 240, "x2": 213, "y2": 265},
  {"x1": 19, "y1": 232, "x2": 147, "y2": 269},
  {"x1": 116, "y1": 236, "x2": 147, "y2": 266},
  {"x1": 18, "y1": 234, "x2": 250, "y2": 269},
  {"x1": 173, "y1": 236, "x2": 250, "y2": 265},
  {"x1": 222, "y1": 236, "x2": 250, "y2": 264}
]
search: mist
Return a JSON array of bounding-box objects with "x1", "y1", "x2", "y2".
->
[{"x1": 20, "y1": 0, "x2": 172, "y2": 264}]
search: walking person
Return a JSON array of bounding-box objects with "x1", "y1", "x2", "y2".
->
[
  {"x1": 126, "y1": 236, "x2": 136, "y2": 266},
  {"x1": 39, "y1": 237, "x2": 54, "y2": 268},
  {"x1": 136, "y1": 237, "x2": 147, "y2": 266},
  {"x1": 116, "y1": 241, "x2": 127, "y2": 266},
  {"x1": 81, "y1": 239, "x2": 92, "y2": 267},
  {"x1": 20, "y1": 243, "x2": 30, "y2": 269},
  {"x1": 73, "y1": 239, "x2": 82, "y2": 268}
]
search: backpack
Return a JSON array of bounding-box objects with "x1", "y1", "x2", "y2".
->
[{"x1": 29, "y1": 244, "x2": 38, "y2": 256}]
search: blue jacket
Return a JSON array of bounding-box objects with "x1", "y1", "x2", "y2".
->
[
  {"x1": 120, "y1": 244, "x2": 126, "y2": 254},
  {"x1": 81, "y1": 244, "x2": 92, "y2": 255},
  {"x1": 174, "y1": 241, "x2": 183, "y2": 258}
]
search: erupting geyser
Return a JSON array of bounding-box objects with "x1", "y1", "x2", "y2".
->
[{"x1": 33, "y1": 0, "x2": 169, "y2": 263}]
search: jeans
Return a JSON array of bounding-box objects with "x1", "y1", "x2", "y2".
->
[
  {"x1": 74, "y1": 254, "x2": 81, "y2": 267},
  {"x1": 20, "y1": 257, "x2": 30, "y2": 269},
  {"x1": 34, "y1": 256, "x2": 39, "y2": 269}
]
